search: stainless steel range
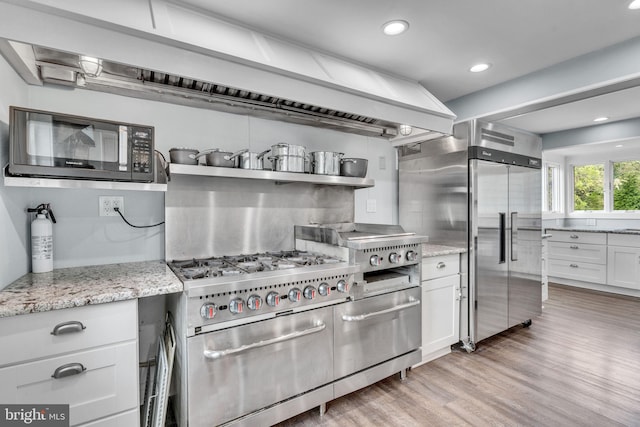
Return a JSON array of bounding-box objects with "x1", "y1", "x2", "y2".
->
[
  {"x1": 168, "y1": 250, "x2": 357, "y2": 426},
  {"x1": 295, "y1": 223, "x2": 427, "y2": 399}
]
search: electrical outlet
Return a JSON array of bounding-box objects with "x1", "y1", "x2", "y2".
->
[{"x1": 99, "y1": 196, "x2": 124, "y2": 217}]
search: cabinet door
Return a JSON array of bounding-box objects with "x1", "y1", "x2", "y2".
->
[
  {"x1": 607, "y1": 246, "x2": 640, "y2": 289},
  {"x1": 421, "y1": 275, "x2": 460, "y2": 357}
]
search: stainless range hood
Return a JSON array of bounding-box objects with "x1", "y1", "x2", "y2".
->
[{"x1": 0, "y1": 1, "x2": 455, "y2": 139}]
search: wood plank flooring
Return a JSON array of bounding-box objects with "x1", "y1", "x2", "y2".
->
[{"x1": 276, "y1": 284, "x2": 640, "y2": 427}]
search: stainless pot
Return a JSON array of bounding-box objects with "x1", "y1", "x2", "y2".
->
[
  {"x1": 169, "y1": 147, "x2": 198, "y2": 165},
  {"x1": 310, "y1": 151, "x2": 343, "y2": 175},
  {"x1": 270, "y1": 143, "x2": 306, "y2": 157},
  {"x1": 340, "y1": 158, "x2": 368, "y2": 178},
  {"x1": 269, "y1": 155, "x2": 306, "y2": 173},
  {"x1": 195, "y1": 149, "x2": 245, "y2": 167},
  {"x1": 237, "y1": 149, "x2": 270, "y2": 170}
]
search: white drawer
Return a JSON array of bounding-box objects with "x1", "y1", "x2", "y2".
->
[
  {"x1": 0, "y1": 341, "x2": 138, "y2": 426},
  {"x1": 547, "y1": 242, "x2": 607, "y2": 264},
  {"x1": 547, "y1": 230, "x2": 606, "y2": 245},
  {"x1": 422, "y1": 254, "x2": 460, "y2": 280},
  {"x1": 548, "y1": 259, "x2": 607, "y2": 283},
  {"x1": 0, "y1": 300, "x2": 137, "y2": 367},
  {"x1": 608, "y1": 233, "x2": 640, "y2": 248},
  {"x1": 78, "y1": 409, "x2": 139, "y2": 427}
]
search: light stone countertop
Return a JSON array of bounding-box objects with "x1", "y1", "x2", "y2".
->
[
  {"x1": 422, "y1": 243, "x2": 466, "y2": 258},
  {"x1": 544, "y1": 227, "x2": 640, "y2": 235},
  {"x1": 0, "y1": 260, "x2": 183, "y2": 318}
]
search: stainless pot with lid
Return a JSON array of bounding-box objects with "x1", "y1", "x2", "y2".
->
[
  {"x1": 195, "y1": 149, "x2": 246, "y2": 168},
  {"x1": 237, "y1": 149, "x2": 271, "y2": 170},
  {"x1": 310, "y1": 151, "x2": 343, "y2": 175},
  {"x1": 269, "y1": 155, "x2": 306, "y2": 173},
  {"x1": 169, "y1": 147, "x2": 199, "y2": 165}
]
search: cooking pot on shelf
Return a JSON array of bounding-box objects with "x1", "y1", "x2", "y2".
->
[
  {"x1": 269, "y1": 155, "x2": 306, "y2": 173},
  {"x1": 237, "y1": 149, "x2": 271, "y2": 170},
  {"x1": 270, "y1": 143, "x2": 306, "y2": 157},
  {"x1": 340, "y1": 158, "x2": 368, "y2": 178},
  {"x1": 195, "y1": 149, "x2": 246, "y2": 168},
  {"x1": 310, "y1": 151, "x2": 343, "y2": 175},
  {"x1": 169, "y1": 147, "x2": 199, "y2": 165}
]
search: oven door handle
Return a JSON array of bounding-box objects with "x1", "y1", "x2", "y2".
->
[
  {"x1": 203, "y1": 322, "x2": 326, "y2": 360},
  {"x1": 341, "y1": 298, "x2": 420, "y2": 322}
]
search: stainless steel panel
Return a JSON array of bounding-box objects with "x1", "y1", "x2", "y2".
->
[
  {"x1": 398, "y1": 132, "x2": 469, "y2": 248},
  {"x1": 470, "y1": 121, "x2": 542, "y2": 158},
  {"x1": 507, "y1": 165, "x2": 542, "y2": 327},
  {"x1": 333, "y1": 287, "x2": 421, "y2": 379},
  {"x1": 472, "y1": 160, "x2": 509, "y2": 343},
  {"x1": 187, "y1": 305, "x2": 334, "y2": 426},
  {"x1": 165, "y1": 175, "x2": 354, "y2": 259},
  {"x1": 333, "y1": 349, "x2": 420, "y2": 399}
]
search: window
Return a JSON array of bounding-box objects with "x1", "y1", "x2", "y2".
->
[
  {"x1": 573, "y1": 164, "x2": 604, "y2": 211},
  {"x1": 613, "y1": 160, "x2": 640, "y2": 211},
  {"x1": 543, "y1": 163, "x2": 561, "y2": 213}
]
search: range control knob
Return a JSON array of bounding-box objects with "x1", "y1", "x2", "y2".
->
[
  {"x1": 266, "y1": 292, "x2": 280, "y2": 307},
  {"x1": 229, "y1": 298, "x2": 244, "y2": 315},
  {"x1": 303, "y1": 286, "x2": 316, "y2": 300},
  {"x1": 389, "y1": 252, "x2": 400, "y2": 263},
  {"x1": 288, "y1": 288, "x2": 302, "y2": 303},
  {"x1": 336, "y1": 280, "x2": 349, "y2": 293},
  {"x1": 318, "y1": 282, "x2": 331, "y2": 297},
  {"x1": 200, "y1": 302, "x2": 217, "y2": 320},
  {"x1": 247, "y1": 295, "x2": 262, "y2": 311},
  {"x1": 406, "y1": 250, "x2": 418, "y2": 262},
  {"x1": 369, "y1": 255, "x2": 382, "y2": 267}
]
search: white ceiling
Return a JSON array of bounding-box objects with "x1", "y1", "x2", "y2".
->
[{"x1": 173, "y1": 0, "x2": 640, "y2": 135}]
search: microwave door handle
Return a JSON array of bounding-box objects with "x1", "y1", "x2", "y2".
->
[{"x1": 118, "y1": 126, "x2": 128, "y2": 171}]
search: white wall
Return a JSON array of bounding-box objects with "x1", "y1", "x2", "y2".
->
[{"x1": 1, "y1": 57, "x2": 398, "y2": 288}]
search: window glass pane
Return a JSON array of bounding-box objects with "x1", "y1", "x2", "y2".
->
[
  {"x1": 573, "y1": 164, "x2": 604, "y2": 211},
  {"x1": 613, "y1": 160, "x2": 640, "y2": 210},
  {"x1": 544, "y1": 164, "x2": 560, "y2": 212}
]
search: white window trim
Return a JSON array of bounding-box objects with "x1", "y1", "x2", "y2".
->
[{"x1": 542, "y1": 161, "x2": 563, "y2": 216}]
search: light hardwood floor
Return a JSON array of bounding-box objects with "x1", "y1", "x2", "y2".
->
[{"x1": 277, "y1": 284, "x2": 640, "y2": 426}]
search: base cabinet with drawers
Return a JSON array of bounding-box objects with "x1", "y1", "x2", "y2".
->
[
  {"x1": 419, "y1": 254, "x2": 461, "y2": 364},
  {"x1": 0, "y1": 300, "x2": 139, "y2": 426}
]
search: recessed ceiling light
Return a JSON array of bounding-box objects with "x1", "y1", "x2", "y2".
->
[
  {"x1": 469, "y1": 63, "x2": 491, "y2": 73},
  {"x1": 629, "y1": 0, "x2": 640, "y2": 10},
  {"x1": 382, "y1": 20, "x2": 409, "y2": 36},
  {"x1": 616, "y1": 144, "x2": 624, "y2": 148},
  {"x1": 593, "y1": 117, "x2": 609, "y2": 122}
]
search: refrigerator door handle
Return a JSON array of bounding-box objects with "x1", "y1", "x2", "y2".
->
[
  {"x1": 499, "y1": 212, "x2": 506, "y2": 264},
  {"x1": 511, "y1": 212, "x2": 518, "y2": 261}
]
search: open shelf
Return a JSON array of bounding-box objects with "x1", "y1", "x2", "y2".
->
[{"x1": 168, "y1": 164, "x2": 375, "y2": 188}]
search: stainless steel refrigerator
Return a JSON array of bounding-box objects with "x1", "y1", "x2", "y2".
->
[{"x1": 399, "y1": 120, "x2": 542, "y2": 350}]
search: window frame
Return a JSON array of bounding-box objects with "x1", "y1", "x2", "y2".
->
[{"x1": 542, "y1": 161, "x2": 562, "y2": 214}]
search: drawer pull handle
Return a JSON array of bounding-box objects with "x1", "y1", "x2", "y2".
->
[
  {"x1": 436, "y1": 262, "x2": 446, "y2": 269},
  {"x1": 341, "y1": 299, "x2": 420, "y2": 322},
  {"x1": 569, "y1": 263, "x2": 579, "y2": 268},
  {"x1": 570, "y1": 234, "x2": 579, "y2": 239},
  {"x1": 570, "y1": 245, "x2": 579, "y2": 249},
  {"x1": 51, "y1": 321, "x2": 86, "y2": 336},
  {"x1": 52, "y1": 363, "x2": 86, "y2": 379}
]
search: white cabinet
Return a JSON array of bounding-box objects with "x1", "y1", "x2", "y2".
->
[
  {"x1": 607, "y1": 233, "x2": 640, "y2": 290},
  {"x1": 0, "y1": 301, "x2": 139, "y2": 426},
  {"x1": 419, "y1": 254, "x2": 460, "y2": 364},
  {"x1": 547, "y1": 231, "x2": 607, "y2": 285}
]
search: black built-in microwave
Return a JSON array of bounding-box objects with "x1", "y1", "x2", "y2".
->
[{"x1": 8, "y1": 106, "x2": 154, "y2": 182}]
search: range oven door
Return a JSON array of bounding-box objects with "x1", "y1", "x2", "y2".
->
[
  {"x1": 334, "y1": 286, "x2": 421, "y2": 379},
  {"x1": 187, "y1": 305, "x2": 334, "y2": 426}
]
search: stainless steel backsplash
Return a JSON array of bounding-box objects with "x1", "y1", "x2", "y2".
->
[{"x1": 165, "y1": 174, "x2": 354, "y2": 260}]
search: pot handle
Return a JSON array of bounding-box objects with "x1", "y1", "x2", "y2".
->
[
  {"x1": 194, "y1": 148, "x2": 216, "y2": 159},
  {"x1": 341, "y1": 158, "x2": 357, "y2": 164},
  {"x1": 225, "y1": 149, "x2": 249, "y2": 160},
  {"x1": 257, "y1": 148, "x2": 271, "y2": 159}
]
